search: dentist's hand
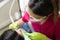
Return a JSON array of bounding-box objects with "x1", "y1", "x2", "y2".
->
[
  {"x1": 27, "y1": 32, "x2": 46, "y2": 40},
  {"x1": 9, "y1": 23, "x2": 18, "y2": 30},
  {"x1": 26, "y1": 32, "x2": 52, "y2": 40}
]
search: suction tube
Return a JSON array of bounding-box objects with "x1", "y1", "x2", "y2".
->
[{"x1": 9, "y1": 0, "x2": 16, "y2": 25}]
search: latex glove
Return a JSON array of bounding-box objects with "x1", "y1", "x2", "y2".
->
[
  {"x1": 9, "y1": 23, "x2": 18, "y2": 30},
  {"x1": 26, "y1": 32, "x2": 46, "y2": 40},
  {"x1": 22, "y1": 11, "x2": 30, "y2": 23}
]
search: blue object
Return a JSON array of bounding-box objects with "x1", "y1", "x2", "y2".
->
[{"x1": 19, "y1": 23, "x2": 32, "y2": 33}]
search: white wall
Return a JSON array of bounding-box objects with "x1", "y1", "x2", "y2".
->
[{"x1": 0, "y1": 0, "x2": 20, "y2": 29}]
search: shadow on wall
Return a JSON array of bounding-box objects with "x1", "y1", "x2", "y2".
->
[{"x1": 0, "y1": 0, "x2": 3, "y2": 2}]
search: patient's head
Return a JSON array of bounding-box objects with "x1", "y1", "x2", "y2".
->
[{"x1": 0, "y1": 29, "x2": 24, "y2": 40}]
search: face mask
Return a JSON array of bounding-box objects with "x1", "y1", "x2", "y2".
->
[
  {"x1": 26, "y1": 8, "x2": 47, "y2": 22},
  {"x1": 30, "y1": 16, "x2": 46, "y2": 22}
]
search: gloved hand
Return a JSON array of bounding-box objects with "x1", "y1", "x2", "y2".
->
[
  {"x1": 9, "y1": 23, "x2": 18, "y2": 30},
  {"x1": 26, "y1": 32, "x2": 46, "y2": 40},
  {"x1": 22, "y1": 11, "x2": 30, "y2": 23}
]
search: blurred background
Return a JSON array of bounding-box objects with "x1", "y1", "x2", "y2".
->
[
  {"x1": 59, "y1": 0, "x2": 60, "y2": 10},
  {"x1": 0, "y1": 0, "x2": 60, "y2": 35},
  {"x1": 0, "y1": 0, "x2": 20, "y2": 35}
]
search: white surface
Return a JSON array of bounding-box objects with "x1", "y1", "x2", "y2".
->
[
  {"x1": 0, "y1": 0, "x2": 19, "y2": 29},
  {"x1": 19, "y1": 0, "x2": 29, "y2": 11},
  {"x1": 0, "y1": 17, "x2": 15, "y2": 29},
  {"x1": 15, "y1": 12, "x2": 20, "y2": 20},
  {"x1": 19, "y1": 0, "x2": 29, "y2": 16},
  {"x1": 0, "y1": 0, "x2": 10, "y2": 8}
]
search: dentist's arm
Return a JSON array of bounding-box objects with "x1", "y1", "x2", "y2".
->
[
  {"x1": 9, "y1": 11, "x2": 30, "y2": 29},
  {"x1": 15, "y1": 18, "x2": 25, "y2": 26},
  {"x1": 16, "y1": 11, "x2": 30, "y2": 26},
  {"x1": 26, "y1": 32, "x2": 52, "y2": 40}
]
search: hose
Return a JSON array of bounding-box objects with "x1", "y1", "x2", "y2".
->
[{"x1": 9, "y1": 0, "x2": 16, "y2": 25}]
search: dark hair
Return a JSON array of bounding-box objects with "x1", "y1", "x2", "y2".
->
[
  {"x1": 28, "y1": 0, "x2": 53, "y2": 16},
  {"x1": 0, "y1": 29, "x2": 24, "y2": 40}
]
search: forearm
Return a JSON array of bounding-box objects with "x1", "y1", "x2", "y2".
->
[
  {"x1": 15, "y1": 18, "x2": 25, "y2": 27},
  {"x1": 46, "y1": 37, "x2": 52, "y2": 40},
  {"x1": 9, "y1": 11, "x2": 30, "y2": 29},
  {"x1": 16, "y1": 11, "x2": 30, "y2": 27}
]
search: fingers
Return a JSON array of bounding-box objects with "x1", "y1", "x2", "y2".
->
[{"x1": 15, "y1": 29, "x2": 24, "y2": 37}]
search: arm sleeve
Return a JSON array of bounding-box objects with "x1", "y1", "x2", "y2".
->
[
  {"x1": 55, "y1": 15, "x2": 60, "y2": 40},
  {"x1": 22, "y1": 11, "x2": 30, "y2": 23}
]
